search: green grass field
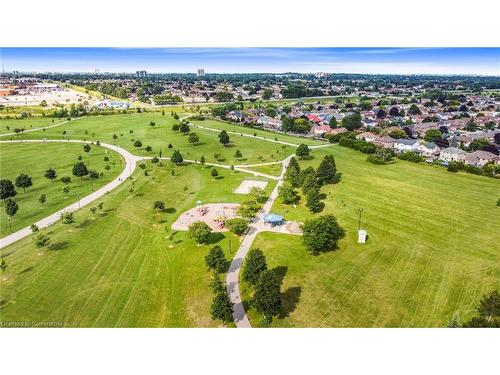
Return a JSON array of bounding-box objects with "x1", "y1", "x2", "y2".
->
[
  {"x1": 0, "y1": 142, "x2": 123, "y2": 237},
  {"x1": 0, "y1": 160, "x2": 275, "y2": 327},
  {"x1": 2, "y1": 111, "x2": 498, "y2": 328},
  {"x1": 0, "y1": 117, "x2": 61, "y2": 134},
  {"x1": 188, "y1": 118, "x2": 322, "y2": 146},
  {"x1": 243, "y1": 163, "x2": 283, "y2": 177},
  {"x1": 242, "y1": 146, "x2": 500, "y2": 327},
  {"x1": 8, "y1": 114, "x2": 297, "y2": 165}
]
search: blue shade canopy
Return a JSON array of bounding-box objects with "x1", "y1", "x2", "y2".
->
[{"x1": 264, "y1": 213, "x2": 284, "y2": 223}]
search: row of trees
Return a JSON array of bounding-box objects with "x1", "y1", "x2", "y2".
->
[
  {"x1": 1, "y1": 159, "x2": 102, "y2": 232},
  {"x1": 242, "y1": 248, "x2": 282, "y2": 323},
  {"x1": 204, "y1": 244, "x2": 233, "y2": 325},
  {"x1": 282, "y1": 154, "x2": 337, "y2": 213}
]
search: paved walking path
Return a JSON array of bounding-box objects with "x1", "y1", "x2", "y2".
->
[
  {"x1": 0, "y1": 139, "x2": 143, "y2": 249},
  {"x1": 188, "y1": 121, "x2": 300, "y2": 147},
  {"x1": 0, "y1": 117, "x2": 81, "y2": 137},
  {"x1": 225, "y1": 155, "x2": 294, "y2": 328},
  {"x1": 0, "y1": 138, "x2": 282, "y2": 249}
]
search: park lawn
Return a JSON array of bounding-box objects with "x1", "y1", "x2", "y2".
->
[
  {"x1": 0, "y1": 161, "x2": 275, "y2": 327},
  {"x1": 188, "y1": 118, "x2": 323, "y2": 146},
  {"x1": 0, "y1": 142, "x2": 123, "y2": 237},
  {"x1": 242, "y1": 146, "x2": 500, "y2": 327},
  {"x1": 0, "y1": 117, "x2": 61, "y2": 134},
  {"x1": 243, "y1": 163, "x2": 283, "y2": 177},
  {"x1": 10, "y1": 113, "x2": 297, "y2": 165}
]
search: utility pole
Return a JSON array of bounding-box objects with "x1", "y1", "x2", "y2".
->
[{"x1": 358, "y1": 208, "x2": 363, "y2": 231}]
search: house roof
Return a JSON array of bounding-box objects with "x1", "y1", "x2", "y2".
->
[
  {"x1": 440, "y1": 147, "x2": 467, "y2": 155},
  {"x1": 421, "y1": 142, "x2": 438, "y2": 149},
  {"x1": 465, "y1": 150, "x2": 497, "y2": 160},
  {"x1": 395, "y1": 139, "x2": 418, "y2": 146}
]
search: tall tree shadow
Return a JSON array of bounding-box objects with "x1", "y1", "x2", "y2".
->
[
  {"x1": 272, "y1": 266, "x2": 288, "y2": 287},
  {"x1": 332, "y1": 172, "x2": 342, "y2": 184},
  {"x1": 207, "y1": 232, "x2": 226, "y2": 245},
  {"x1": 48, "y1": 241, "x2": 70, "y2": 251},
  {"x1": 279, "y1": 286, "x2": 302, "y2": 319}
]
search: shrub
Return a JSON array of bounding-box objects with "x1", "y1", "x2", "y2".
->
[
  {"x1": 447, "y1": 161, "x2": 461, "y2": 172},
  {"x1": 188, "y1": 221, "x2": 212, "y2": 244},
  {"x1": 367, "y1": 154, "x2": 386, "y2": 165},
  {"x1": 225, "y1": 218, "x2": 249, "y2": 236},
  {"x1": 398, "y1": 151, "x2": 424, "y2": 163}
]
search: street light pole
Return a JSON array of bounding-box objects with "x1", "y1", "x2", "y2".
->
[{"x1": 358, "y1": 208, "x2": 363, "y2": 231}]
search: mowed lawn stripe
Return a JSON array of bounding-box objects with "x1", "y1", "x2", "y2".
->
[{"x1": 247, "y1": 146, "x2": 499, "y2": 327}]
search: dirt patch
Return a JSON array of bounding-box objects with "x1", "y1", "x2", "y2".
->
[
  {"x1": 171, "y1": 203, "x2": 240, "y2": 232},
  {"x1": 234, "y1": 180, "x2": 268, "y2": 194}
]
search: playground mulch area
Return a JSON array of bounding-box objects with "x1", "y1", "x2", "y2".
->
[{"x1": 171, "y1": 203, "x2": 240, "y2": 232}]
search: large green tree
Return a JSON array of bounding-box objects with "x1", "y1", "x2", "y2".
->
[
  {"x1": 210, "y1": 290, "x2": 234, "y2": 325},
  {"x1": 219, "y1": 130, "x2": 230, "y2": 145},
  {"x1": 225, "y1": 218, "x2": 249, "y2": 236},
  {"x1": 424, "y1": 128, "x2": 442, "y2": 142},
  {"x1": 4, "y1": 198, "x2": 19, "y2": 232},
  {"x1": 188, "y1": 132, "x2": 199, "y2": 145},
  {"x1": 15, "y1": 173, "x2": 33, "y2": 193},
  {"x1": 44, "y1": 168, "x2": 57, "y2": 182},
  {"x1": 284, "y1": 157, "x2": 301, "y2": 187},
  {"x1": 0, "y1": 179, "x2": 17, "y2": 201},
  {"x1": 302, "y1": 214, "x2": 345, "y2": 255},
  {"x1": 316, "y1": 154, "x2": 337, "y2": 185},
  {"x1": 341, "y1": 112, "x2": 362, "y2": 130},
  {"x1": 279, "y1": 182, "x2": 300, "y2": 205},
  {"x1": 188, "y1": 221, "x2": 212, "y2": 244},
  {"x1": 241, "y1": 248, "x2": 267, "y2": 286},
  {"x1": 295, "y1": 144, "x2": 310, "y2": 159},
  {"x1": 408, "y1": 104, "x2": 421, "y2": 115},
  {"x1": 72, "y1": 162, "x2": 89, "y2": 180},
  {"x1": 253, "y1": 270, "x2": 282, "y2": 323},
  {"x1": 205, "y1": 245, "x2": 227, "y2": 273},
  {"x1": 171, "y1": 150, "x2": 183, "y2": 164},
  {"x1": 306, "y1": 186, "x2": 322, "y2": 213}
]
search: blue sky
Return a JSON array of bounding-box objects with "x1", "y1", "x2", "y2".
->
[{"x1": 1, "y1": 48, "x2": 499, "y2": 76}]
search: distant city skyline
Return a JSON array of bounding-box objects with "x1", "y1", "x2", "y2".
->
[{"x1": 1, "y1": 48, "x2": 499, "y2": 76}]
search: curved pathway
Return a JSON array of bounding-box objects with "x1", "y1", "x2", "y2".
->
[
  {"x1": 0, "y1": 117, "x2": 81, "y2": 138},
  {"x1": 225, "y1": 155, "x2": 294, "y2": 327},
  {"x1": 0, "y1": 139, "x2": 142, "y2": 249}
]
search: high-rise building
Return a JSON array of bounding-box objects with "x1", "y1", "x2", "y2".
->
[
  {"x1": 197, "y1": 69, "x2": 205, "y2": 77},
  {"x1": 136, "y1": 70, "x2": 147, "y2": 78}
]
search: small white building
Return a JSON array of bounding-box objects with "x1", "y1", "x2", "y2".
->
[{"x1": 358, "y1": 230, "x2": 367, "y2": 244}]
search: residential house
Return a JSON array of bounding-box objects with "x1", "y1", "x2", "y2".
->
[
  {"x1": 306, "y1": 114, "x2": 322, "y2": 124},
  {"x1": 464, "y1": 151, "x2": 500, "y2": 167},
  {"x1": 356, "y1": 132, "x2": 379, "y2": 143},
  {"x1": 227, "y1": 110, "x2": 247, "y2": 122},
  {"x1": 312, "y1": 125, "x2": 334, "y2": 135},
  {"x1": 374, "y1": 136, "x2": 394, "y2": 149},
  {"x1": 439, "y1": 147, "x2": 467, "y2": 162},
  {"x1": 256, "y1": 116, "x2": 282, "y2": 129},
  {"x1": 329, "y1": 127, "x2": 348, "y2": 136},
  {"x1": 393, "y1": 138, "x2": 419, "y2": 153},
  {"x1": 413, "y1": 123, "x2": 439, "y2": 138},
  {"x1": 415, "y1": 142, "x2": 441, "y2": 158}
]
